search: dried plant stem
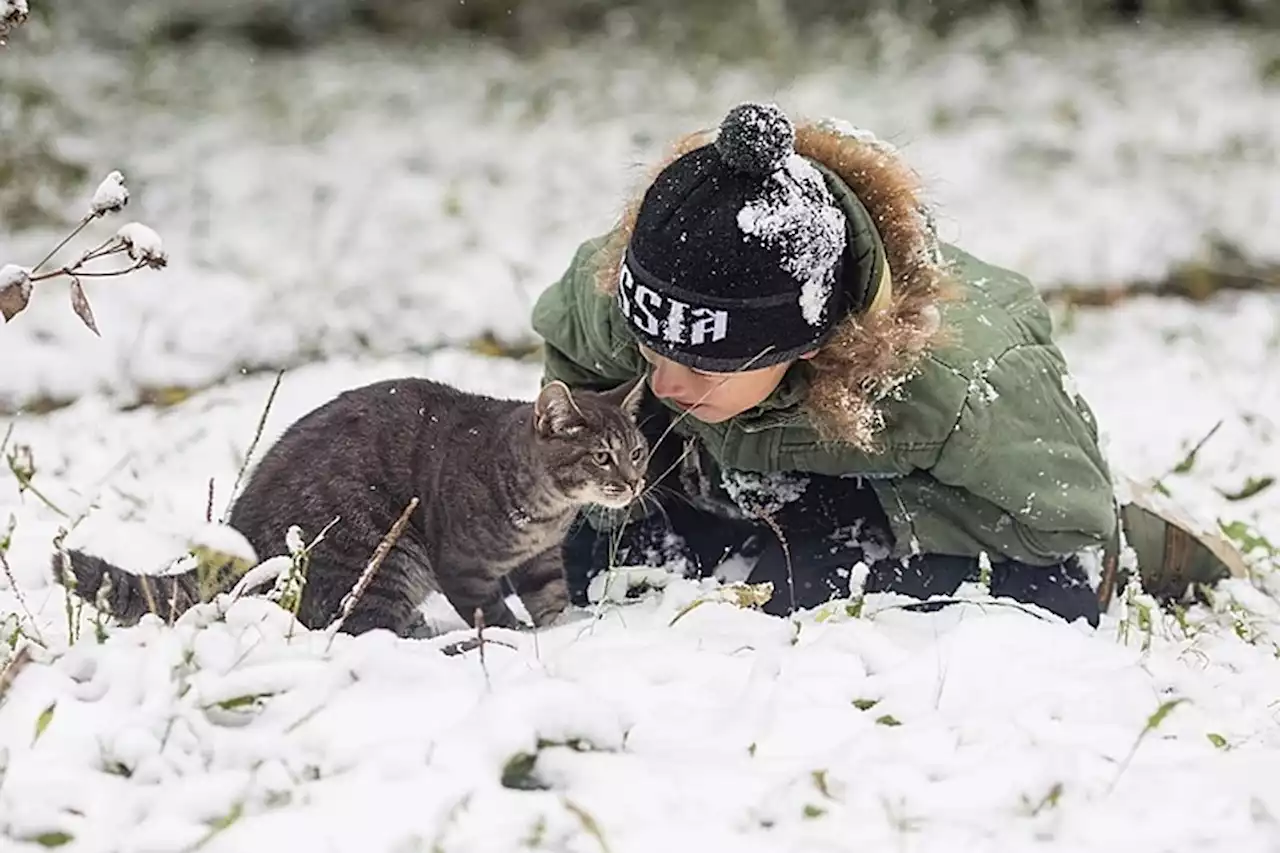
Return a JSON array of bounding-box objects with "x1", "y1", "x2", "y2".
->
[
  {"x1": 754, "y1": 510, "x2": 794, "y2": 617},
  {"x1": 0, "y1": 550, "x2": 44, "y2": 645},
  {"x1": 205, "y1": 478, "x2": 215, "y2": 524},
  {"x1": 474, "y1": 607, "x2": 491, "y2": 691},
  {"x1": 31, "y1": 214, "x2": 94, "y2": 274},
  {"x1": 51, "y1": 536, "x2": 78, "y2": 641},
  {"x1": 8, "y1": 457, "x2": 68, "y2": 518},
  {"x1": 223, "y1": 370, "x2": 284, "y2": 522},
  {"x1": 326, "y1": 497, "x2": 419, "y2": 639},
  {"x1": 137, "y1": 575, "x2": 160, "y2": 621},
  {"x1": 167, "y1": 579, "x2": 183, "y2": 626},
  {"x1": 31, "y1": 261, "x2": 147, "y2": 282},
  {"x1": 0, "y1": 646, "x2": 33, "y2": 708},
  {"x1": 78, "y1": 235, "x2": 126, "y2": 264}
]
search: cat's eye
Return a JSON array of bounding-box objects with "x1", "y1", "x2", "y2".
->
[
  {"x1": 592, "y1": 450, "x2": 612, "y2": 466},
  {"x1": 629, "y1": 447, "x2": 645, "y2": 463}
]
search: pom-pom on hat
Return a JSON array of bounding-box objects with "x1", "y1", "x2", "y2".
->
[{"x1": 621, "y1": 102, "x2": 850, "y2": 373}]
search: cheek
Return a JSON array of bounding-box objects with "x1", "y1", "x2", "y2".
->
[{"x1": 707, "y1": 374, "x2": 775, "y2": 412}]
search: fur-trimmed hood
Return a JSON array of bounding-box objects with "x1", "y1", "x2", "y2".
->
[{"x1": 588, "y1": 118, "x2": 956, "y2": 450}]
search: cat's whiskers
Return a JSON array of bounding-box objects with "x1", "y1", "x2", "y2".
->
[
  {"x1": 648, "y1": 483, "x2": 697, "y2": 511},
  {"x1": 637, "y1": 493, "x2": 673, "y2": 531}
]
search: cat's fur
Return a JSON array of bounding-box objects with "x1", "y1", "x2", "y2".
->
[{"x1": 54, "y1": 377, "x2": 648, "y2": 637}]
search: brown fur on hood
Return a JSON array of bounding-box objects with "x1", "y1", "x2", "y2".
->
[{"x1": 592, "y1": 120, "x2": 956, "y2": 450}]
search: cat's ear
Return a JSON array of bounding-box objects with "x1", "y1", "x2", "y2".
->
[
  {"x1": 534, "y1": 381, "x2": 585, "y2": 438},
  {"x1": 602, "y1": 376, "x2": 647, "y2": 420}
]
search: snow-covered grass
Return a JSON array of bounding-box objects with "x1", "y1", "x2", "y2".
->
[
  {"x1": 0, "y1": 333, "x2": 1277, "y2": 851},
  {"x1": 2, "y1": 21, "x2": 1280, "y2": 853}
]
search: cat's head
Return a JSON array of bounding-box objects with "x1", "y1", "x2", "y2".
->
[{"x1": 532, "y1": 378, "x2": 649, "y2": 509}]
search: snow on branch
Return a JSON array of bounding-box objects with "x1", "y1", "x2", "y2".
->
[
  {"x1": 0, "y1": 170, "x2": 168, "y2": 336},
  {"x1": 1, "y1": 0, "x2": 29, "y2": 46}
]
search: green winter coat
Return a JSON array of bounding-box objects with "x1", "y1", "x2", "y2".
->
[
  {"x1": 532, "y1": 235, "x2": 1118, "y2": 567},
  {"x1": 531, "y1": 128, "x2": 1119, "y2": 568}
]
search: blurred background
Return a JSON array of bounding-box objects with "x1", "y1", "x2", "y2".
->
[{"x1": 0, "y1": 0, "x2": 1278, "y2": 536}]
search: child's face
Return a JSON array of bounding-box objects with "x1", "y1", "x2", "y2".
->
[{"x1": 639, "y1": 345, "x2": 803, "y2": 424}]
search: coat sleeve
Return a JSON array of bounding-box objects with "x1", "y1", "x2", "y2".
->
[
  {"x1": 531, "y1": 234, "x2": 643, "y2": 391},
  {"x1": 926, "y1": 342, "x2": 1119, "y2": 564}
]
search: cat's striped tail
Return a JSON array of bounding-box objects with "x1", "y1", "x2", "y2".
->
[{"x1": 50, "y1": 550, "x2": 201, "y2": 625}]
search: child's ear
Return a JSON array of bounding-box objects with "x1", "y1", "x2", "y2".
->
[{"x1": 534, "y1": 381, "x2": 584, "y2": 437}]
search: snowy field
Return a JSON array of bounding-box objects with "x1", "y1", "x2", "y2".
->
[{"x1": 2, "y1": 23, "x2": 1280, "y2": 853}]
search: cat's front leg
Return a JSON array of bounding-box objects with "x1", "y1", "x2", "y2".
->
[
  {"x1": 508, "y1": 547, "x2": 570, "y2": 627},
  {"x1": 436, "y1": 570, "x2": 522, "y2": 631}
]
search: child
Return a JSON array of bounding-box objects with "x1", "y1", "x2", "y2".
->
[{"x1": 530, "y1": 102, "x2": 1209, "y2": 626}]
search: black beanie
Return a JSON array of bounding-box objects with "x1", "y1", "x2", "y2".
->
[{"x1": 620, "y1": 103, "x2": 850, "y2": 373}]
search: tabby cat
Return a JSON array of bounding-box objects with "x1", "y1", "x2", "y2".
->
[{"x1": 54, "y1": 377, "x2": 648, "y2": 637}]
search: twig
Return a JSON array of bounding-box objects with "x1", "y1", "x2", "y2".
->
[
  {"x1": 76, "y1": 235, "x2": 126, "y2": 265},
  {"x1": 325, "y1": 497, "x2": 419, "y2": 640},
  {"x1": 475, "y1": 607, "x2": 491, "y2": 691},
  {"x1": 1153, "y1": 419, "x2": 1224, "y2": 490},
  {"x1": 205, "y1": 478, "x2": 215, "y2": 524},
  {"x1": 863, "y1": 595, "x2": 1055, "y2": 622},
  {"x1": 754, "y1": 510, "x2": 795, "y2": 619},
  {"x1": 6, "y1": 447, "x2": 68, "y2": 518},
  {"x1": 50, "y1": 530, "x2": 79, "y2": 641},
  {"x1": 222, "y1": 370, "x2": 284, "y2": 522},
  {"x1": 563, "y1": 798, "x2": 613, "y2": 853},
  {"x1": 31, "y1": 214, "x2": 94, "y2": 275},
  {"x1": 0, "y1": 646, "x2": 33, "y2": 708},
  {"x1": 167, "y1": 577, "x2": 182, "y2": 627},
  {"x1": 137, "y1": 574, "x2": 159, "y2": 621},
  {"x1": 439, "y1": 636, "x2": 517, "y2": 656},
  {"x1": 0, "y1": 549, "x2": 44, "y2": 646},
  {"x1": 28, "y1": 260, "x2": 147, "y2": 282}
]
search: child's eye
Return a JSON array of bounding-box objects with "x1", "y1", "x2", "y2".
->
[{"x1": 592, "y1": 451, "x2": 612, "y2": 466}]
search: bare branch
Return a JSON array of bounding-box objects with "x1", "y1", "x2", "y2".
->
[
  {"x1": 0, "y1": 646, "x2": 33, "y2": 708},
  {"x1": 223, "y1": 370, "x2": 284, "y2": 522},
  {"x1": 31, "y1": 214, "x2": 95, "y2": 275},
  {"x1": 326, "y1": 497, "x2": 420, "y2": 637},
  {"x1": 0, "y1": 546, "x2": 45, "y2": 645},
  {"x1": 475, "y1": 607, "x2": 491, "y2": 691}
]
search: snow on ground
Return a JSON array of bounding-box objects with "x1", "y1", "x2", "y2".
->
[
  {"x1": 1, "y1": 21, "x2": 1280, "y2": 853},
  {"x1": 0, "y1": 325, "x2": 1276, "y2": 851}
]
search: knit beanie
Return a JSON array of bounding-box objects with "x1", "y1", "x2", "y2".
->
[{"x1": 620, "y1": 102, "x2": 850, "y2": 373}]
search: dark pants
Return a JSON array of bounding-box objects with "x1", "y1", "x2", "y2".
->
[{"x1": 563, "y1": 471, "x2": 1100, "y2": 627}]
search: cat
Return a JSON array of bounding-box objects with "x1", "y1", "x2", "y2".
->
[{"x1": 53, "y1": 376, "x2": 648, "y2": 637}]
